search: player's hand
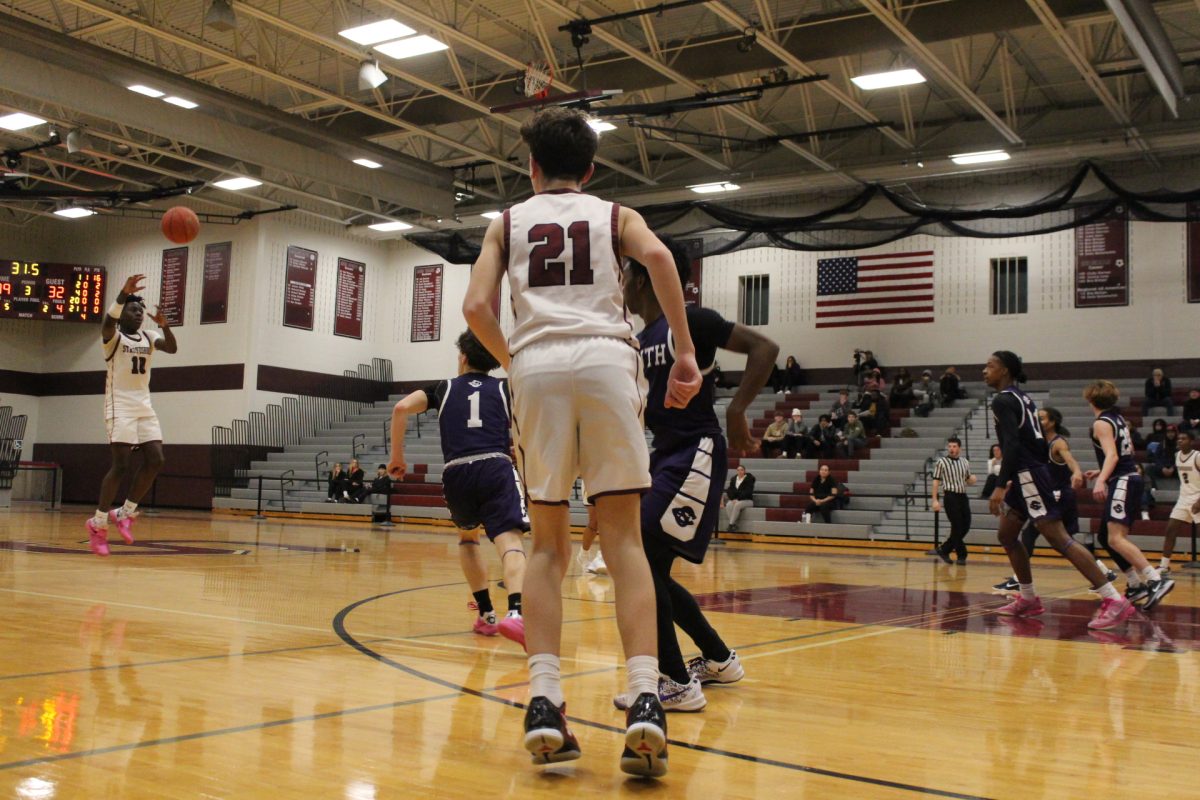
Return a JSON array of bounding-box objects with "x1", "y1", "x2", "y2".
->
[
  {"x1": 1071, "y1": 472, "x2": 1084, "y2": 490},
  {"x1": 725, "y1": 411, "x2": 756, "y2": 454},
  {"x1": 121, "y1": 274, "x2": 146, "y2": 296},
  {"x1": 387, "y1": 459, "x2": 406, "y2": 480},
  {"x1": 1092, "y1": 481, "x2": 1108, "y2": 503},
  {"x1": 148, "y1": 305, "x2": 167, "y2": 327},
  {"x1": 932, "y1": 500, "x2": 941, "y2": 513},
  {"x1": 665, "y1": 351, "x2": 702, "y2": 409},
  {"x1": 988, "y1": 486, "x2": 1006, "y2": 517},
  {"x1": 1083, "y1": 469, "x2": 1099, "y2": 482}
]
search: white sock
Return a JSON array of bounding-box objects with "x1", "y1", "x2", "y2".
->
[
  {"x1": 1160, "y1": 557, "x2": 1171, "y2": 570},
  {"x1": 121, "y1": 500, "x2": 138, "y2": 518},
  {"x1": 1140, "y1": 566, "x2": 1161, "y2": 583},
  {"x1": 626, "y1": 655, "x2": 660, "y2": 698},
  {"x1": 1095, "y1": 559, "x2": 1108, "y2": 573},
  {"x1": 528, "y1": 654, "x2": 563, "y2": 707},
  {"x1": 1018, "y1": 583, "x2": 1036, "y2": 601},
  {"x1": 1097, "y1": 582, "x2": 1120, "y2": 601},
  {"x1": 1125, "y1": 568, "x2": 1142, "y2": 587},
  {"x1": 92, "y1": 509, "x2": 108, "y2": 529}
]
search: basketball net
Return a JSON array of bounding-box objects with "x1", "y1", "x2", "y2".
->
[{"x1": 523, "y1": 59, "x2": 553, "y2": 99}]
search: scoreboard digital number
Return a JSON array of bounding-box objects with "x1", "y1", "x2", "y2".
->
[{"x1": 0, "y1": 261, "x2": 106, "y2": 322}]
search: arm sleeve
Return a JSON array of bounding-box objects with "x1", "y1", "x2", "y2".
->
[{"x1": 992, "y1": 394, "x2": 1024, "y2": 485}]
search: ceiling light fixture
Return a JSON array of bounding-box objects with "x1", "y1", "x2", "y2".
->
[
  {"x1": 358, "y1": 60, "x2": 388, "y2": 91},
  {"x1": 851, "y1": 68, "x2": 926, "y2": 90},
  {"x1": 66, "y1": 129, "x2": 93, "y2": 154},
  {"x1": 374, "y1": 35, "x2": 449, "y2": 60},
  {"x1": 127, "y1": 84, "x2": 165, "y2": 98},
  {"x1": 54, "y1": 206, "x2": 95, "y2": 218},
  {"x1": 204, "y1": 0, "x2": 237, "y2": 32},
  {"x1": 588, "y1": 119, "x2": 616, "y2": 133},
  {"x1": 0, "y1": 112, "x2": 46, "y2": 131},
  {"x1": 212, "y1": 176, "x2": 262, "y2": 190},
  {"x1": 949, "y1": 149, "x2": 1011, "y2": 165},
  {"x1": 353, "y1": 158, "x2": 382, "y2": 169},
  {"x1": 163, "y1": 96, "x2": 199, "y2": 109},
  {"x1": 339, "y1": 19, "x2": 415, "y2": 45},
  {"x1": 481, "y1": 211, "x2": 502, "y2": 219},
  {"x1": 688, "y1": 181, "x2": 740, "y2": 194},
  {"x1": 368, "y1": 221, "x2": 413, "y2": 231}
]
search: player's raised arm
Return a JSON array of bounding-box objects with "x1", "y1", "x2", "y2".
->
[
  {"x1": 721, "y1": 324, "x2": 779, "y2": 454},
  {"x1": 103, "y1": 274, "x2": 145, "y2": 342},
  {"x1": 388, "y1": 389, "x2": 430, "y2": 479},
  {"x1": 463, "y1": 217, "x2": 510, "y2": 371},
  {"x1": 618, "y1": 207, "x2": 699, "y2": 408}
]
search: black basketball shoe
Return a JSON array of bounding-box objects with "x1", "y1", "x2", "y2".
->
[
  {"x1": 523, "y1": 696, "x2": 581, "y2": 765},
  {"x1": 620, "y1": 692, "x2": 668, "y2": 777},
  {"x1": 1142, "y1": 577, "x2": 1175, "y2": 611}
]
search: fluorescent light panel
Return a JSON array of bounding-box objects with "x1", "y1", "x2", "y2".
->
[
  {"x1": 588, "y1": 119, "x2": 616, "y2": 132},
  {"x1": 163, "y1": 96, "x2": 199, "y2": 109},
  {"x1": 949, "y1": 149, "x2": 1011, "y2": 165},
  {"x1": 212, "y1": 177, "x2": 262, "y2": 190},
  {"x1": 850, "y1": 68, "x2": 926, "y2": 90},
  {"x1": 369, "y1": 221, "x2": 413, "y2": 231},
  {"x1": 353, "y1": 158, "x2": 382, "y2": 169},
  {"x1": 339, "y1": 19, "x2": 415, "y2": 45},
  {"x1": 481, "y1": 211, "x2": 502, "y2": 219},
  {"x1": 128, "y1": 84, "x2": 165, "y2": 98},
  {"x1": 688, "y1": 182, "x2": 740, "y2": 194},
  {"x1": 374, "y1": 35, "x2": 448, "y2": 60},
  {"x1": 54, "y1": 207, "x2": 95, "y2": 218},
  {"x1": 0, "y1": 112, "x2": 46, "y2": 131}
]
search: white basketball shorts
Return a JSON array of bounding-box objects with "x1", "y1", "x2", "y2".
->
[
  {"x1": 1169, "y1": 494, "x2": 1200, "y2": 524},
  {"x1": 107, "y1": 414, "x2": 163, "y2": 445}
]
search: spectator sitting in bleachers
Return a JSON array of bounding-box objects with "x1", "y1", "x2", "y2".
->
[
  {"x1": 862, "y1": 368, "x2": 886, "y2": 394},
  {"x1": 915, "y1": 369, "x2": 940, "y2": 407},
  {"x1": 762, "y1": 412, "x2": 788, "y2": 459},
  {"x1": 805, "y1": 464, "x2": 839, "y2": 524},
  {"x1": 327, "y1": 462, "x2": 348, "y2": 502},
  {"x1": 1146, "y1": 418, "x2": 1168, "y2": 453},
  {"x1": 810, "y1": 414, "x2": 839, "y2": 459},
  {"x1": 722, "y1": 465, "x2": 755, "y2": 531},
  {"x1": 1136, "y1": 463, "x2": 1155, "y2": 520},
  {"x1": 785, "y1": 409, "x2": 814, "y2": 459},
  {"x1": 889, "y1": 367, "x2": 915, "y2": 409},
  {"x1": 853, "y1": 349, "x2": 879, "y2": 387},
  {"x1": 939, "y1": 366, "x2": 963, "y2": 408},
  {"x1": 1146, "y1": 425, "x2": 1179, "y2": 487},
  {"x1": 1127, "y1": 418, "x2": 1147, "y2": 450},
  {"x1": 346, "y1": 458, "x2": 365, "y2": 502},
  {"x1": 841, "y1": 412, "x2": 867, "y2": 456},
  {"x1": 1182, "y1": 388, "x2": 1200, "y2": 435},
  {"x1": 981, "y1": 444, "x2": 1002, "y2": 498},
  {"x1": 1144, "y1": 368, "x2": 1175, "y2": 417},
  {"x1": 773, "y1": 355, "x2": 803, "y2": 394},
  {"x1": 829, "y1": 390, "x2": 852, "y2": 430},
  {"x1": 356, "y1": 463, "x2": 392, "y2": 504},
  {"x1": 857, "y1": 389, "x2": 890, "y2": 436}
]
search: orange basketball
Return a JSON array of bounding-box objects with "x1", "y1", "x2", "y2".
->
[{"x1": 162, "y1": 206, "x2": 200, "y2": 244}]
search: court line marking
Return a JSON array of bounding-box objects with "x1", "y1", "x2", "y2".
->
[{"x1": 333, "y1": 588, "x2": 995, "y2": 800}]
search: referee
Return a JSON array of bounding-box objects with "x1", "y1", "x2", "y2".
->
[{"x1": 932, "y1": 436, "x2": 977, "y2": 564}]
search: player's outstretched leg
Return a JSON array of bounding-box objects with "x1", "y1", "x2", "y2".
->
[
  {"x1": 110, "y1": 440, "x2": 165, "y2": 545},
  {"x1": 493, "y1": 530, "x2": 527, "y2": 648},
  {"x1": 87, "y1": 444, "x2": 135, "y2": 556},
  {"x1": 1104, "y1": 522, "x2": 1174, "y2": 611},
  {"x1": 994, "y1": 512, "x2": 1044, "y2": 617},
  {"x1": 458, "y1": 533, "x2": 499, "y2": 636}
]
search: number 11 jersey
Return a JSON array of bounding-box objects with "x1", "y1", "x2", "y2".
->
[
  {"x1": 425, "y1": 373, "x2": 514, "y2": 462},
  {"x1": 504, "y1": 189, "x2": 634, "y2": 355},
  {"x1": 103, "y1": 328, "x2": 161, "y2": 419}
]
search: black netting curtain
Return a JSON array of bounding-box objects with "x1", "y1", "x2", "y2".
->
[{"x1": 406, "y1": 162, "x2": 1200, "y2": 264}]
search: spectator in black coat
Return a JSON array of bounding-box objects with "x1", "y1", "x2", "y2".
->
[
  {"x1": 890, "y1": 367, "x2": 915, "y2": 409},
  {"x1": 774, "y1": 355, "x2": 804, "y2": 394},
  {"x1": 810, "y1": 415, "x2": 839, "y2": 459},
  {"x1": 1182, "y1": 388, "x2": 1200, "y2": 435},
  {"x1": 858, "y1": 390, "x2": 890, "y2": 436},
  {"x1": 1144, "y1": 368, "x2": 1174, "y2": 417},
  {"x1": 722, "y1": 465, "x2": 756, "y2": 531},
  {"x1": 939, "y1": 367, "x2": 962, "y2": 408},
  {"x1": 805, "y1": 464, "x2": 839, "y2": 524},
  {"x1": 327, "y1": 462, "x2": 349, "y2": 502},
  {"x1": 356, "y1": 464, "x2": 393, "y2": 503},
  {"x1": 346, "y1": 458, "x2": 366, "y2": 502}
]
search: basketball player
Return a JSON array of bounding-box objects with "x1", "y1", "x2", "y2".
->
[
  {"x1": 1161, "y1": 430, "x2": 1199, "y2": 573},
  {"x1": 992, "y1": 407, "x2": 1116, "y2": 592},
  {"x1": 1083, "y1": 380, "x2": 1174, "y2": 610},
  {"x1": 85, "y1": 274, "x2": 178, "y2": 557},
  {"x1": 386, "y1": 331, "x2": 528, "y2": 647},
  {"x1": 982, "y1": 352, "x2": 1132, "y2": 629},
  {"x1": 463, "y1": 107, "x2": 701, "y2": 777},
  {"x1": 594, "y1": 235, "x2": 776, "y2": 712}
]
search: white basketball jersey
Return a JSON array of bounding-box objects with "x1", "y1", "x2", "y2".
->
[
  {"x1": 504, "y1": 189, "x2": 632, "y2": 354},
  {"x1": 104, "y1": 328, "x2": 161, "y2": 418},
  {"x1": 1177, "y1": 449, "x2": 1200, "y2": 502}
]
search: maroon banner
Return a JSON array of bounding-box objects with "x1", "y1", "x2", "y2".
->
[
  {"x1": 334, "y1": 258, "x2": 366, "y2": 339},
  {"x1": 201, "y1": 242, "x2": 232, "y2": 325},
  {"x1": 283, "y1": 245, "x2": 318, "y2": 331},
  {"x1": 411, "y1": 264, "x2": 443, "y2": 343},
  {"x1": 681, "y1": 238, "x2": 704, "y2": 306},
  {"x1": 1189, "y1": 203, "x2": 1200, "y2": 304},
  {"x1": 1074, "y1": 208, "x2": 1129, "y2": 308},
  {"x1": 159, "y1": 247, "x2": 188, "y2": 326}
]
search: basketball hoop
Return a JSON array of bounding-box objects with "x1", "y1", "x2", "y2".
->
[{"x1": 523, "y1": 59, "x2": 554, "y2": 99}]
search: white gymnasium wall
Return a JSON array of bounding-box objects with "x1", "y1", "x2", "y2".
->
[{"x1": 700, "y1": 222, "x2": 1195, "y2": 373}]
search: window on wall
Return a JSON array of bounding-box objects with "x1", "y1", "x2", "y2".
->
[
  {"x1": 990, "y1": 257, "x2": 1028, "y2": 315},
  {"x1": 739, "y1": 274, "x2": 770, "y2": 326}
]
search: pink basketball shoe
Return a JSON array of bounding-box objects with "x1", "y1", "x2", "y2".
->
[
  {"x1": 108, "y1": 509, "x2": 135, "y2": 545},
  {"x1": 85, "y1": 519, "x2": 110, "y2": 557}
]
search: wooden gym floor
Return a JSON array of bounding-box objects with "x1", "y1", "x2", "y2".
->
[{"x1": 0, "y1": 505, "x2": 1197, "y2": 799}]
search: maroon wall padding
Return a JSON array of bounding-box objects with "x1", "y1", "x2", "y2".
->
[
  {"x1": 0, "y1": 364, "x2": 243, "y2": 396},
  {"x1": 32, "y1": 443, "x2": 215, "y2": 509},
  {"x1": 256, "y1": 365, "x2": 382, "y2": 403}
]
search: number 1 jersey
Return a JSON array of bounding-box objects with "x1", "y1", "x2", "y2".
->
[
  {"x1": 424, "y1": 373, "x2": 514, "y2": 462},
  {"x1": 103, "y1": 328, "x2": 161, "y2": 419},
  {"x1": 504, "y1": 189, "x2": 633, "y2": 355}
]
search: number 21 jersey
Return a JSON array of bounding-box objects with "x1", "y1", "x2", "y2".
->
[
  {"x1": 104, "y1": 328, "x2": 161, "y2": 419},
  {"x1": 505, "y1": 189, "x2": 633, "y2": 354}
]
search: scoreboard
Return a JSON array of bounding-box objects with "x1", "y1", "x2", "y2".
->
[{"x1": 1, "y1": 261, "x2": 106, "y2": 322}]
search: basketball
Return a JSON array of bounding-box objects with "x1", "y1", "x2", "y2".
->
[{"x1": 161, "y1": 206, "x2": 200, "y2": 244}]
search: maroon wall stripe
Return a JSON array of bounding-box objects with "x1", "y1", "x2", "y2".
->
[
  {"x1": 256, "y1": 365, "x2": 384, "y2": 403},
  {"x1": 32, "y1": 443, "x2": 215, "y2": 509},
  {"x1": 0, "y1": 364, "x2": 243, "y2": 397}
]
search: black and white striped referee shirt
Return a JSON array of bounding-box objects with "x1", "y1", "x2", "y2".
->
[{"x1": 933, "y1": 456, "x2": 972, "y2": 494}]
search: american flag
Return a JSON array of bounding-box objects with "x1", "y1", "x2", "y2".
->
[{"x1": 815, "y1": 250, "x2": 935, "y2": 329}]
